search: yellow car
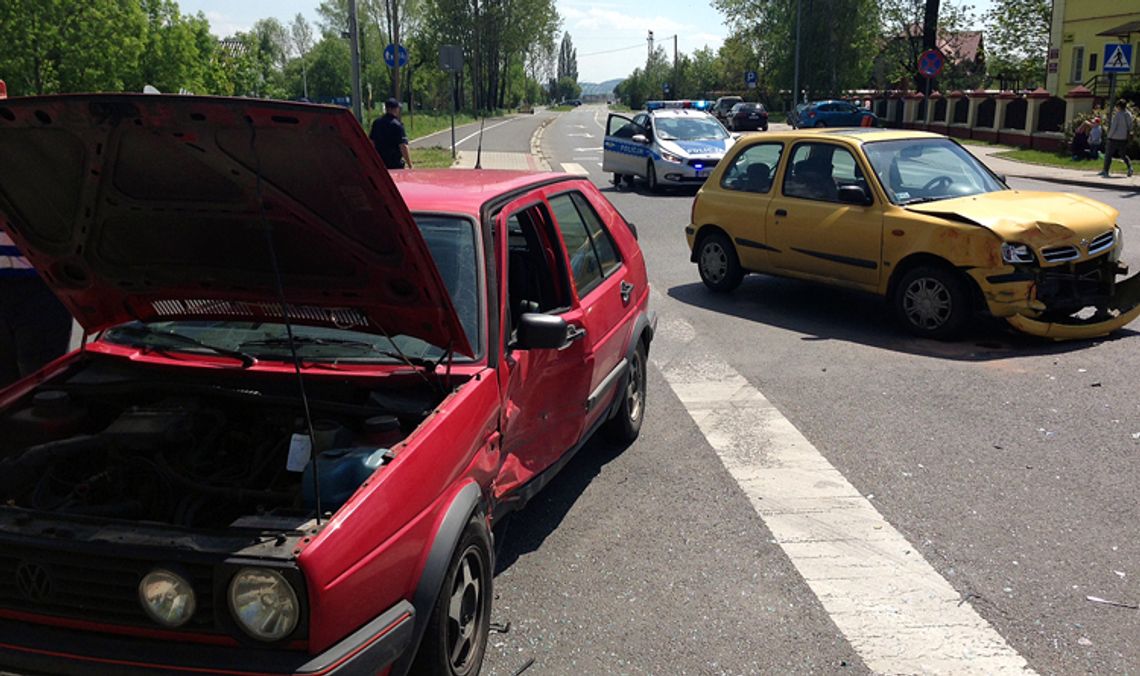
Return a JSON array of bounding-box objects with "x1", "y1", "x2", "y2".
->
[{"x1": 685, "y1": 129, "x2": 1140, "y2": 340}]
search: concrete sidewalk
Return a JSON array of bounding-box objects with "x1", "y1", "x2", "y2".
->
[{"x1": 964, "y1": 144, "x2": 1138, "y2": 192}]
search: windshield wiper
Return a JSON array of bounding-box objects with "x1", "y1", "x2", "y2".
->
[
  {"x1": 107, "y1": 325, "x2": 256, "y2": 367},
  {"x1": 239, "y1": 336, "x2": 437, "y2": 369},
  {"x1": 900, "y1": 196, "x2": 947, "y2": 206}
]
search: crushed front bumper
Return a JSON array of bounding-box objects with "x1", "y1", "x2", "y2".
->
[
  {"x1": 974, "y1": 256, "x2": 1140, "y2": 340},
  {"x1": 1006, "y1": 271, "x2": 1140, "y2": 339}
]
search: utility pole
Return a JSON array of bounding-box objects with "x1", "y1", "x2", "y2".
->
[
  {"x1": 348, "y1": 0, "x2": 363, "y2": 123},
  {"x1": 674, "y1": 35, "x2": 678, "y2": 69},
  {"x1": 793, "y1": 0, "x2": 801, "y2": 106},
  {"x1": 648, "y1": 30, "x2": 654, "y2": 68}
]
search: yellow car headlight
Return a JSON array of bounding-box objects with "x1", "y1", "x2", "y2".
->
[{"x1": 1001, "y1": 242, "x2": 1035, "y2": 264}]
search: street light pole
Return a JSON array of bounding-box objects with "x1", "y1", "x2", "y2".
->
[
  {"x1": 793, "y1": 0, "x2": 801, "y2": 107},
  {"x1": 348, "y1": 0, "x2": 363, "y2": 124}
]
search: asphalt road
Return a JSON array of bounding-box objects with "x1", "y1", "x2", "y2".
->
[
  {"x1": 409, "y1": 110, "x2": 557, "y2": 154},
  {"x1": 480, "y1": 104, "x2": 1140, "y2": 675}
]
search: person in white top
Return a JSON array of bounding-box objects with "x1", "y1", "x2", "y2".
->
[
  {"x1": 1100, "y1": 100, "x2": 1134, "y2": 178},
  {"x1": 1, "y1": 223, "x2": 74, "y2": 387},
  {"x1": 1087, "y1": 116, "x2": 1103, "y2": 159}
]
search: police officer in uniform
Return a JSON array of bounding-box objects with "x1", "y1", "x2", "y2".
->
[
  {"x1": 369, "y1": 98, "x2": 413, "y2": 170},
  {"x1": 1, "y1": 224, "x2": 74, "y2": 387}
]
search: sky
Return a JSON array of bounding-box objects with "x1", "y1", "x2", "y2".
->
[{"x1": 178, "y1": 0, "x2": 998, "y2": 84}]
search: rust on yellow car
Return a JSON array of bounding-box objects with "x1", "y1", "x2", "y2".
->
[{"x1": 686, "y1": 128, "x2": 1135, "y2": 340}]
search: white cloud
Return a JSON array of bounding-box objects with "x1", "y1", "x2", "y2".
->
[{"x1": 204, "y1": 11, "x2": 249, "y2": 37}]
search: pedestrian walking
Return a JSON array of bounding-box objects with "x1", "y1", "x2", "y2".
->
[
  {"x1": 369, "y1": 98, "x2": 413, "y2": 170},
  {"x1": 1099, "y1": 101, "x2": 1133, "y2": 178},
  {"x1": 1088, "y1": 116, "x2": 1104, "y2": 159},
  {"x1": 1, "y1": 225, "x2": 74, "y2": 387}
]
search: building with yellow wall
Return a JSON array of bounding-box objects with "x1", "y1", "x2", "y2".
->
[{"x1": 1046, "y1": 0, "x2": 1140, "y2": 98}]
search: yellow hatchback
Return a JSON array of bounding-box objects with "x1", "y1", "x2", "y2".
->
[{"x1": 686, "y1": 129, "x2": 1140, "y2": 340}]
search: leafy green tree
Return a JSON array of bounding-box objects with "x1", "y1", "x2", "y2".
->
[
  {"x1": 876, "y1": 0, "x2": 981, "y2": 92},
  {"x1": 0, "y1": 0, "x2": 148, "y2": 95},
  {"x1": 557, "y1": 32, "x2": 577, "y2": 82},
  {"x1": 290, "y1": 14, "x2": 316, "y2": 99},
  {"x1": 986, "y1": 0, "x2": 1050, "y2": 88},
  {"x1": 307, "y1": 35, "x2": 353, "y2": 99},
  {"x1": 713, "y1": 0, "x2": 879, "y2": 102}
]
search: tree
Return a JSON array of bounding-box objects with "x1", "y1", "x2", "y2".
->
[
  {"x1": 876, "y1": 0, "x2": 981, "y2": 92},
  {"x1": 713, "y1": 0, "x2": 879, "y2": 102},
  {"x1": 290, "y1": 14, "x2": 315, "y2": 99},
  {"x1": 0, "y1": 0, "x2": 148, "y2": 96},
  {"x1": 557, "y1": 32, "x2": 577, "y2": 82},
  {"x1": 986, "y1": 0, "x2": 1050, "y2": 89}
]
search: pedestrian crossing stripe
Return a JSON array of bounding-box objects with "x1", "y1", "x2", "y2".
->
[{"x1": 1103, "y1": 44, "x2": 1132, "y2": 73}]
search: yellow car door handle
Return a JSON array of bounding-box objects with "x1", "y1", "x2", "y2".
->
[{"x1": 775, "y1": 209, "x2": 788, "y2": 217}]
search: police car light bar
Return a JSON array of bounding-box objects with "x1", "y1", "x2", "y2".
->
[{"x1": 645, "y1": 100, "x2": 715, "y2": 111}]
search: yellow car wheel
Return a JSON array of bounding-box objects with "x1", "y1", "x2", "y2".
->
[
  {"x1": 697, "y1": 232, "x2": 744, "y2": 293},
  {"x1": 893, "y1": 265, "x2": 971, "y2": 339}
]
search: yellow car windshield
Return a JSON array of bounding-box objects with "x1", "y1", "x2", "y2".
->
[{"x1": 862, "y1": 138, "x2": 1006, "y2": 206}]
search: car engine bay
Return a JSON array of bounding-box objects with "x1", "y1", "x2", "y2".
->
[{"x1": 0, "y1": 357, "x2": 443, "y2": 530}]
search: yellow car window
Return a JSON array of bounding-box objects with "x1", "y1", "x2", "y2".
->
[{"x1": 720, "y1": 143, "x2": 784, "y2": 194}]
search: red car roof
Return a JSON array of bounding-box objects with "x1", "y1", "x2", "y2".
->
[{"x1": 392, "y1": 169, "x2": 573, "y2": 216}]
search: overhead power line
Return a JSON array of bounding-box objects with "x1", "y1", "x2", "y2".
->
[{"x1": 579, "y1": 34, "x2": 677, "y2": 58}]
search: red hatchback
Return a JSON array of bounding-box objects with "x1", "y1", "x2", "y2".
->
[{"x1": 0, "y1": 95, "x2": 654, "y2": 676}]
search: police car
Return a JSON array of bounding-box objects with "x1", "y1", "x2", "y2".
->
[{"x1": 603, "y1": 100, "x2": 735, "y2": 192}]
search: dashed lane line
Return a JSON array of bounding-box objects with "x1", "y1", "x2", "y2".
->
[
  {"x1": 651, "y1": 308, "x2": 1034, "y2": 675},
  {"x1": 559, "y1": 162, "x2": 590, "y2": 176}
]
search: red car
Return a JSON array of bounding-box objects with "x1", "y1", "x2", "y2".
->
[{"x1": 0, "y1": 95, "x2": 654, "y2": 676}]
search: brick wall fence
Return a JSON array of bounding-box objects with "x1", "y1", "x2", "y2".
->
[{"x1": 860, "y1": 86, "x2": 1097, "y2": 152}]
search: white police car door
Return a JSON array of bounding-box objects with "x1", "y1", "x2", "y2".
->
[{"x1": 603, "y1": 113, "x2": 649, "y2": 177}]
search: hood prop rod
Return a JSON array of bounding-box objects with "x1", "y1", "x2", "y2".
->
[{"x1": 248, "y1": 117, "x2": 324, "y2": 525}]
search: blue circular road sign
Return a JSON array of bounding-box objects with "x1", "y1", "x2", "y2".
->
[
  {"x1": 384, "y1": 44, "x2": 409, "y2": 68},
  {"x1": 917, "y1": 49, "x2": 944, "y2": 79}
]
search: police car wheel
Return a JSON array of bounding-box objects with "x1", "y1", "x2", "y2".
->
[{"x1": 646, "y1": 161, "x2": 660, "y2": 193}]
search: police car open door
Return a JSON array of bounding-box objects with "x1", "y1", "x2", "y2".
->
[{"x1": 603, "y1": 113, "x2": 645, "y2": 179}]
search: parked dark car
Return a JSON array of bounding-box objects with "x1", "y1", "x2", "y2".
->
[
  {"x1": 727, "y1": 102, "x2": 769, "y2": 131},
  {"x1": 791, "y1": 99, "x2": 877, "y2": 128},
  {"x1": 713, "y1": 96, "x2": 743, "y2": 122}
]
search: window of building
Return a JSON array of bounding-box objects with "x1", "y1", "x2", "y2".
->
[
  {"x1": 1089, "y1": 52, "x2": 1097, "y2": 73},
  {"x1": 1071, "y1": 46, "x2": 1084, "y2": 83}
]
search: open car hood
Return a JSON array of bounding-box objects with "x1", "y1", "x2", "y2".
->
[
  {"x1": 906, "y1": 190, "x2": 1118, "y2": 244},
  {"x1": 0, "y1": 94, "x2": 471, "y2": 357}
]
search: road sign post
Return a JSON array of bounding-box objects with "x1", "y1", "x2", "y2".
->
[
  {"x1": 745, "y1": 70, "x2": 758, "y2": 90},
  {"x1": 917, "y1": 49, "x2": 945, "y2": 102},
  {"x1": 439, "y1": 45, "x2": 464, "y2": 159}
]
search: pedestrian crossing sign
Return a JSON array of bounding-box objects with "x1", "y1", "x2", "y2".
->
[{"x1": 1103, "y1": 44, "x2": 1133, "y2": 73}]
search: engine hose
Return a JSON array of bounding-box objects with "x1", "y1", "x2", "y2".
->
[
  {"x1": 0, "y1": 435, "x2": 103, "y2": 500},
  {"x1": 153, "y1": 452, "x2": 293, "y2": 503}
]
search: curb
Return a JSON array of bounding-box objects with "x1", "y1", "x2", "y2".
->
[
  {"x1": 1003, "y1": 171, "x2": 1139, "y2": 193},
  {"x1": 530, "y1": 114, "x2": 557, "y2": 172}
]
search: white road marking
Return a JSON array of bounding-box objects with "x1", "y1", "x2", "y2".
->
[
  {"x1": 568, "y1": 132, "x2": 595, "y2": 138},
  {"x1": 572, "y1": 147, "x2": 601, "y2": 152},
  {"x1": 653, "y1": 310, "x2": 1034, "y2": 675},
  {"x1": 559, "y1": 162, "x2": 590, "y2": 176},
  {"x1": 451, "y1": 118, "x2": 519, "y2": 147}
]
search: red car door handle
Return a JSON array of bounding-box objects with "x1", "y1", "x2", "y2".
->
[{"x1": 620, "y1": 280, "x2": 634, "y2": 304}]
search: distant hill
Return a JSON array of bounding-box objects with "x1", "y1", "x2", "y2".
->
[{"x1": 579, "y1": 79, "x2": 623, "y2": 97}]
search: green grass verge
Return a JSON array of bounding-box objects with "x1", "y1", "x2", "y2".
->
[
  {"x1": 767, "y1": 111, "x2": 787, "y2": 123},
  {"x1": 361, "y1": 107, "x2": 479, "y2": 142},
  {"x1": 993, "y1": 148, "x2": 1128, "y2": 171},
  {"x1": 956, "y1": 137, "x2": 1002, "y2": 147},
  {"x1": 410, "y1": 146, "x2": 456, "y2": 169},
  {"x1": 608, "y1": 103, "x2": 634, "y2": 112}
]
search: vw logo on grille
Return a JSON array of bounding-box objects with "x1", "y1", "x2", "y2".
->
[{"x1": 15, "y1": 562, "x2": 53, "y2": 603}]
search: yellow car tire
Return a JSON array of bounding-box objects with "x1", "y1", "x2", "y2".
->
[
  {"x1": 697, "y1": 232, "x2": 744, "y2": 293},
  {"x1": 892, "y1": 265, "x2": 971, "y2": 339}
]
